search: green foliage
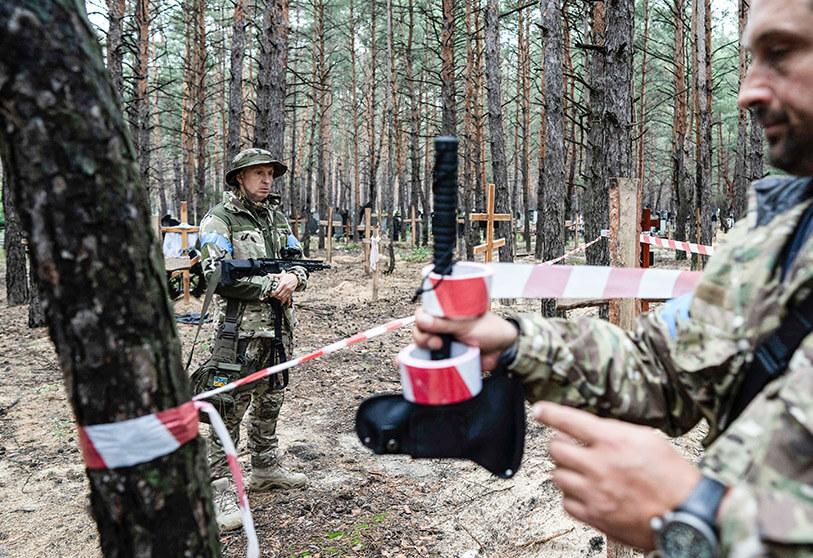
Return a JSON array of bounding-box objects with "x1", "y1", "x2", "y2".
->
[{"x1": 401, "y1": 245, "x2": 431, "y2": 263}]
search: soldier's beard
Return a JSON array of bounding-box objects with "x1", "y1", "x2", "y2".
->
[{"x1": 759, "y1": 108, "x2": 813, "y2": 176}]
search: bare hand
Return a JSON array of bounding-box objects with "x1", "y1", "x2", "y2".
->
[
  {"x1": 270, "y1": 272, "x2": 298, "y2": 304},
  {"x1": 412, "y1": 308, "x2": 519, "y2": 370},
  {"x1": 533, "y1": 402, "x2": 702, "y2": 550}
]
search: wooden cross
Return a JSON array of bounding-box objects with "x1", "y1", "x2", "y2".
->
[
  {"x1": 471, "y1": 183, "x2": 511, "y2": 263},
  {"x1": 161, "y1": 201, "x2": 200, "y2": 302}
]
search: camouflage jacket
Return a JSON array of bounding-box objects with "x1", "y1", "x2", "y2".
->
[
  {"x1": 508, "y1": 176, "x2": 813, "y2": 556},
  {"x1": 198, "y1": 191, "x2": 307, "y2": 339}
]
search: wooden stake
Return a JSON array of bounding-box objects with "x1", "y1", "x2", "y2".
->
[
  {"x1": 608, "y1": 178, "x2": 641, "y2": 328},
  {"x1": 363, "y1": 207, "x2": 372, "y2": 274},
  {"x1": 327, "y1": 207, "x2": 334, "y2": 263},
  {"x1": 472, "y1": 183, "x2": 511, "y2": 262},
  {"x1": 409, "y1": 205, "x2": 417, "y2": 247}
]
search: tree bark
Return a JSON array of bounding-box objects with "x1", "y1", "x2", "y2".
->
[
  {"x1": 106, "y1": 0, "x2": 125, "y2": 99},
  {"x1": 254, "y1": 0, "x2": 288, "y2": 160},
  {"x1": 133, "y1": 0, "x2": 151, "y2": 206},
  {"x1": 671, "y1": 0, "x2": 690, "y2": 252},
  {"x1": 585, "y1": 1, "x2": 608, "y2": 267},
  {"x1": 227, "y1": 0, "x2": 246, "y2": 164},
  {"x1": 693, "y1": 0, "x2": 712, "y2": 268},
  {"x1": 732, "y1": 0, "x2": 749, "y2": 220},
  {"x1": 366, "y1": 0, "x2": 379, "y2": 210},
  {"x1": 539, "y1": 0, "x2": 566, "y2": 316},
  {"x1": 484, "y1": 0, "x2": 513, "y2": 262},
  {"x1": 3, "y1": 165, "x2": 29, "y2": 305},
  {"x1": 440, "y1": 0, "x2": 456, "y2": 136},
  {"x1": 0, "y1": 1, "x2": 219, "y2": 555}
]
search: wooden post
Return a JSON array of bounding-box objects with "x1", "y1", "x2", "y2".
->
[
  {"x1": 472, "y1": 183, "x2": 512, "y2": 262},
  {"x1": 326, "y1": 207, "x2": 334, "y2": 264},
  {"x1": 409, "y1": 205, "x2": 417, "y2": 248},
  {"x1": 363, "y1": 207, "x2": 372, "y2": 274},
  {"x1": 609, "y1": 178, "x2": 641, "y2": 329},
  {"x1": 607, "y1": 179, "x2": 641, "y2": 558}
]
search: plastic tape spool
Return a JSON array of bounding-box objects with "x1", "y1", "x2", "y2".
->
[
  {"x1": 421, "y1": 262, "x2": 492, "y2": 319},
  {"x1": 398, "y1": 342, "x2": 482, "y2": 405}
]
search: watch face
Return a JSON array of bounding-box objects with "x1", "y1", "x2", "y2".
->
[{"x1": 661, "y1": 520, "x2": 715, "y2": 558}]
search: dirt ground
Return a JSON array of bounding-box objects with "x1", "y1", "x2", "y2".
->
[{"x1": 0, "y1": 241, "x2": 705, "y2": 558}]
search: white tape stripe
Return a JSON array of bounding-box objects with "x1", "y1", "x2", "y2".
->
[
  {"x1": 196, "y1": 402, "x2": 258, "y2": 558},
  {"x1": 489, "y1": 263, "x2": 701, "y2": 299},
  {"x1": 564, "y1": 265, "x2": 609, "y2": 299},
  {"x1": 84, "y1": 413, "x2": 181, "y2": 469},
  {"x1": 489, "y1": 263, "x2": 533, "y2": 298}
]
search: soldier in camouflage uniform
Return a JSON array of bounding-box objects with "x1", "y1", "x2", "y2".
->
[
  {"x1": 414, "y1": 0, "x2": 813, "y2": 555},
  {"x1": 198, "y1": 148, "x2": 308, "y2": 531}
]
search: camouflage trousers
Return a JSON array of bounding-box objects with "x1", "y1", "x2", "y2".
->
[{"x1": 208, "y1": 334, "x2": 292, "y2": 481}]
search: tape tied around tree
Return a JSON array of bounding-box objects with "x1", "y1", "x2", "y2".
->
[{"x1": 77, "y1": 400, "x2": 259, "y2": 558}]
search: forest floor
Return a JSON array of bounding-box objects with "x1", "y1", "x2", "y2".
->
[{"x1": 0, "y1": 238, "x2": 707, "y2": 558}]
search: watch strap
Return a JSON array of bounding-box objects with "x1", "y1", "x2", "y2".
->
[
  {"x1": 677, "y1": 475, "x2": 727, "y2": 530},
  {"x1": 496, "y1": 318, "x2": 521, "y2": 369}
]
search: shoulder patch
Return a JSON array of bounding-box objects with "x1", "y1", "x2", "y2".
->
[{"x1": 660, "y1": 292, "x2": 693, "y2": 340}]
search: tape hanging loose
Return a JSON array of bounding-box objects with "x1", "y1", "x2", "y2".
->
[
  {"x1": 196, "y1": 401, "x2": 259, "y2": 558},
  {"x1": 640, "y1": 233, "x2": 714, "y2": 256}
]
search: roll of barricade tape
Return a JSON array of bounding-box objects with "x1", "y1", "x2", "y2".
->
[
  {"x1": 421, "y1": 262, "x2": 492, "y2": 318},
  {"x1": 398, "y1": 341, "x2": 482, "y2": 405}
]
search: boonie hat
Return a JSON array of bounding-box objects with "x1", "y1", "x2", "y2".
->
[{"x1": 225, "y1": 148, "x2": 288, "y2": 187}]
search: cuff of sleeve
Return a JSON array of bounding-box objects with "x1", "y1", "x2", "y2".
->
[
  {"x1": 259, "y1": 274, "x2": 279, "y2": 300},
  {"x1": 289, "y1": 266, "x2": 308, "y2": 291},
  {"x1": 505, "y1": 314, "x2": 555, "y2": 384}
]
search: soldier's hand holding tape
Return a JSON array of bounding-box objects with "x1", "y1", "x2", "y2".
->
[{"x1": 412, "y1": 307, "x2": 518, "y2": 371}]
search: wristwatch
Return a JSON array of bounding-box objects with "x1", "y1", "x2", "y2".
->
[{"x1": 650, "y1": 475, "x2": 727, "y2": 558}]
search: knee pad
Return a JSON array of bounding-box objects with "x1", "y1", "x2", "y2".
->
[{"x1": 355, "y1": 370, "x2": 525, "y2": 478}]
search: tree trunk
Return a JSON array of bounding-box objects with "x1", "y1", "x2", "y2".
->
[
  {"x1": 484, "y1": 0, "x2": 513, "y2": 262},
  {"x1": 255, "y1": 0, "x2": 288, "y2": 159},
  {"x1": 539, "y1": 0, "x2": 566, "y2": 316},
  {"x1": 519, "y1": 8, "x2": 531, "y2": 253},
  {"x1": 748, "y1": 115, "x2": 764, "y2": 184},
  {"x1": 106, "y1": 0, "x2": 125, "y2": 99},
  {"x1": 440, "y1": 0, "x2": 456, "y2": 136},
  {"x1": 692, "y1": 0, "x2": 712, "y2": 268},
  {"x1": 349, "y1": 0, "x2": 362, "y2": 240},
  {"x1": 732, "y1": 0, "x2": 749, "y2": 220},
  {"x1": 193, "y1": 0, "x2": 207, "y2": 221},
  {"x1": 367, "y1": 0, "x2": 379, "y2": 210},
  {"x1": 227, "y1": 0, "x2": 246, "y2": 164},
  {"x1": 133, "y1": 0, "x2": 151, "y2": 207},
  {"x1": 314, "y1": 0, "x2": 329, "y2": 250},
  {"x1": 0, "y1": 1, "x2": 219, "y2": 555},
  {"x1": 3, "y1": 167, "x2": 29, "y2": 305},
  {"x1": 585, "y1": 1, "x2": 608, "y2": 266},
  {"x1": 672, "y1": 0, "x2": 690, "y2": 252}
]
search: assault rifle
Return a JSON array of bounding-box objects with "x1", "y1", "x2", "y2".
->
[{"x1": 219, "y1": 257, "x2": 331, "y2": 286}]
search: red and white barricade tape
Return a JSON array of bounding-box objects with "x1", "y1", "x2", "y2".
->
[
  {"x1": 194, "y1": 316, "x2": 417, "y2": 402},
  {"x1": 77, "y1": 401, "x2": 259, "y2": 558},
  {"x1": 420, "y1": 262, "x2": 492, "y2": 319},
  {"x1": 78, "y1": 401, "x2": 199, "y2": 469},
  {"x1": 489, "y1": 263, "x2": 701, "y2": 300},
  {"x1": 542, "y1": 233, "x2": 606, "y2": 265},
  {"x1": 398, "y1": 342, "x2": 482, "y2": 404},
  {"x1": 196, "y1": 401, "x2": 259, "y2": 558},
  {"x1": 640, "y1": 233, "x2": 714, "y2": 256}
]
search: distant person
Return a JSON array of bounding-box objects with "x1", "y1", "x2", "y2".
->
[{"x1": 197, "y1": 148, "x2": 309, "y2": 532}]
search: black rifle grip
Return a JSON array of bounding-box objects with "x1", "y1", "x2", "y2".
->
[{"x1": 431, "y1": 136, "x2": 458, "y2": 360}]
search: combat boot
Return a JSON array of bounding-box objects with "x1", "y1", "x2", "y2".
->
[
  {"x1": 211, "y1": 478, "x2": 242, "y2": 531},
  {"x1": 249, "y1": 465, "x2": 308, "y2": 491}
]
